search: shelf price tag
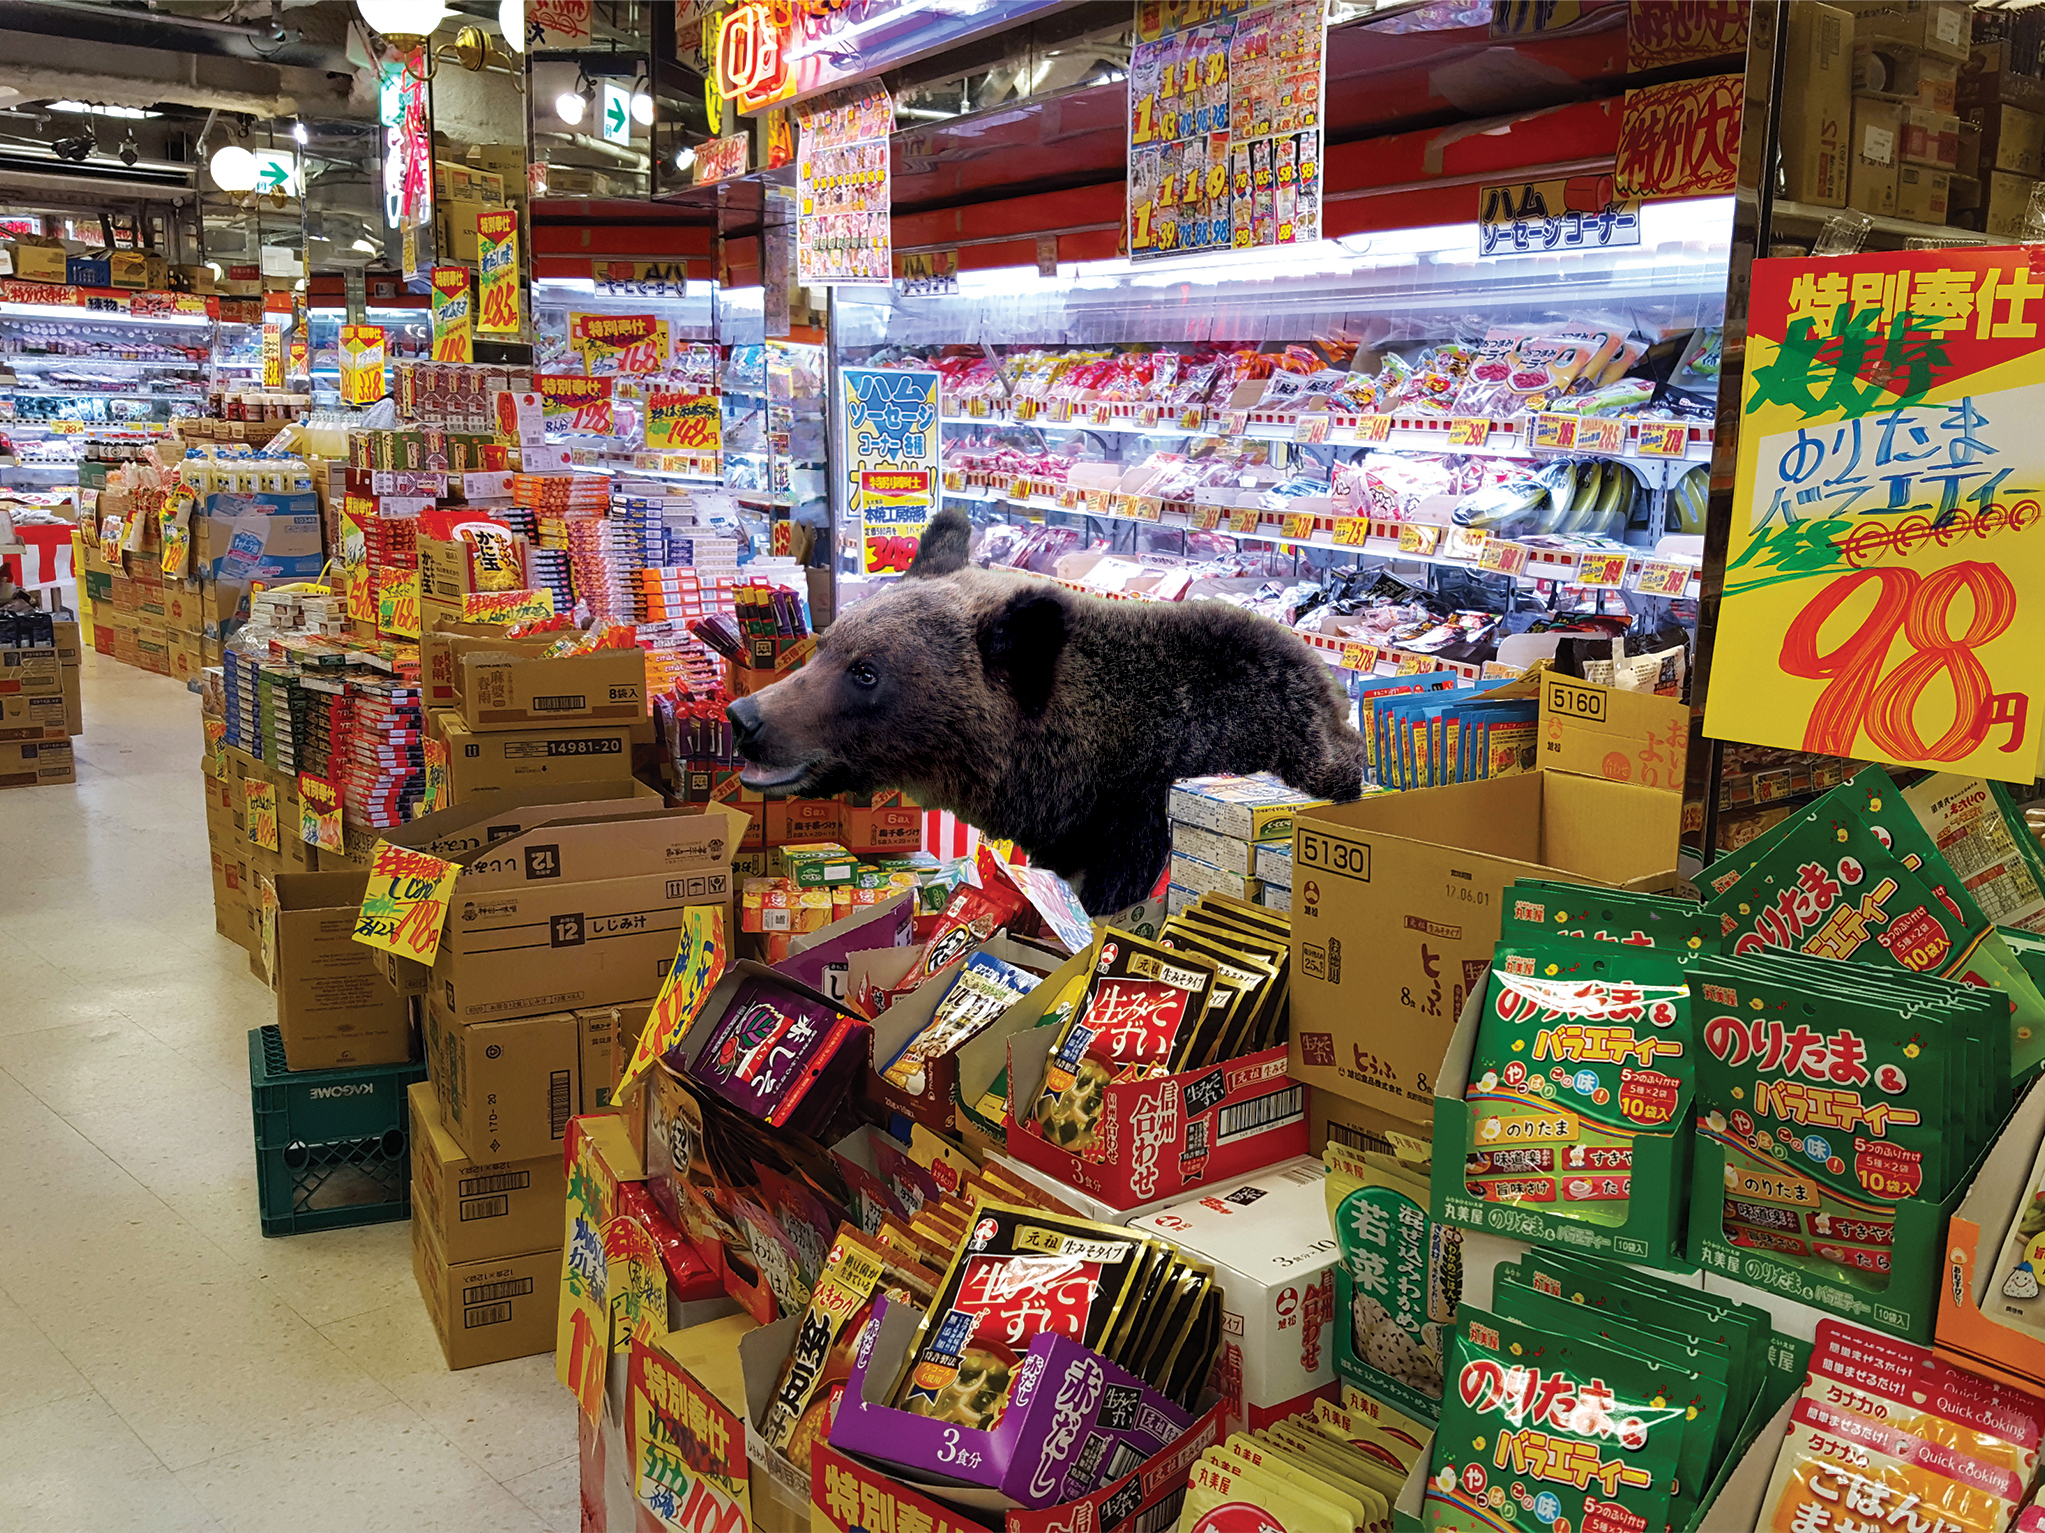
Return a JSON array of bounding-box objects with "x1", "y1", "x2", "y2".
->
[
  {"x1": 941, "y1": 469, "x2": 966, "y2": 492},
  {"x1": 1180, "y1": 407, "x2": 1204, "y2": 430},
  {"x1": 1395, "y1": 652, "x2": 1436, "y2": 675},
  {"x1": 1090, "y1": 401, "x2": 1115, "y2": 425},
  {"x1": 1133, "y1": 496, "x2": 1165, "y2": 522},
  {"x1": 1294, "y1": 413, "x2": 1331, "y2": 444},
  {"x1": 1353, "y1": 415, "x2": 1392, "y2": 444},
  {"x1": 1636, "y1": 420, "x2": 1690, "y2": 457},
  {"x1": 1479, "y1": 539, "x2": 1530, "y2": 576},
  {"x1": 1331, "y1": 517, "x2": 1371, "y2": 546},
  {"x1": 1137, "y1": 403, "x2": 1161, "y2": 429},
  {"x1": 1574, "y1": 417, "x2": 1626, "y2": 455},
  {"x1": 1280, "y1": 511, "x2": 1317, "y2": 540},
  {"x1": 1530, "y1": 413, "x2": 1578, "y2": 452},
  {"x1": 1340, "y1": 642, "x2": 1382, "y2": 673},
  {"x1": 1112, "y1": 493, "x2": 1140, "y2": 519},
  {"x1": 1444, "y1": 527, "x2": 1489, "y2": 563},
  {"x1": 968, "y1": 397, "x2": 992, "y2": 418},
  {"x1": 1012, "y1": 398, "x2": 1038, "y2": 422},
  {"x1": 1397, "y1": 523, "x2": 1441, "y2": 556},
  {"x1": 1575, "y1": 551, "x2": 1629, "y2": 588},
  {"x1": 1226, "y1": 410, "x2": 1249, "y2": 437},
  {"x1": 1634, "y1": 560, "x2": 1693, "y2": 596},
  {"x1": 1753, "y1": 769, "x2": 1795, "y2": 804},
  {"x1": 1057, "y1": 487, "x2": 1082, "y2": 510},
  {"x1": 1049, "y1": 400, "x2": 1073, "y2": 423},
  {"x1": 1446, "y1": 416, "x2": 1493, "y2": 448},
  {"x1": 1190, "y1": 506, "x2": 1221, "y2": 530},
  {"x1": 1227, "y1": 507, "x2": 1262, "y2": 535}
]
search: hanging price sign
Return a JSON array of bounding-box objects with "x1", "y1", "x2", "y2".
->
[
  {"x1": 1635, "y1": 420, "x2": 1690, "y2": 457},
  {"x1": 1575, "y1": 551, "x2": 1630, "y2": 588},
  {"x1": 338, "y1": 325, "x2": 385, "y2": 404},
  {"x1": 378, "y1": 567, "x2": 420, "y2": 640},
  {"x1": 617, "y1": 906, "x2": 727, "y2": 1097},
  {"x1": 645, "y1": 391, "x2": 720, "y2": 454},
  {"x1": 430, "y1": 266, "x2": 472, "y2": 362},
  {"x1": 352, "y1": 840, "x2": 461, "y2": 961},
  {"x1": 300, "y1": 773, "x2": 343, "y2": 852},
  {"x1": 244, "y1": 780, "x2": 279, "y2": 853},
  {"x1": 476, "y1": 208, "x2": 520, "y2": 333}
]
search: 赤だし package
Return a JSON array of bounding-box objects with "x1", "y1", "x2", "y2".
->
[
  {"x1": 1449, "y1": 939, "x2": 1692, "y2": 1264},
  {"x1": 1422, "y1": 1306, "x2": 1683, "y2": 1533}
]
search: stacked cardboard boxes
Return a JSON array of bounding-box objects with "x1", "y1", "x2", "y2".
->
[
  {"x1": 1838, "y1": 1, "x2": 1969, "y2": 222},
  {"x1": 1164, "y1": 773, "x2": 1327, "y2": 915},
  {"x1": 1958, "y1": 29, "x2": 2045, "y2": 232},
  {"x1": 0, "y1": 621, "x2": 81, "y2": 789}
]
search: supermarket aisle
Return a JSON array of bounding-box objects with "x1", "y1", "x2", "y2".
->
[{"x1": 0, "y1": 654, "x2": 575, "y2": 1533}]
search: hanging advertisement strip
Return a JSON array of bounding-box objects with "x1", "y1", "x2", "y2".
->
[
  {"x1": 430, "y1": 266, "x2": 471, "y2": 362},
  {"x1": 339, "y1": 325, "x2": 387, "y2": 405},
  {"x1": 476, "y1": 208, "x2": 519, "y2": 334},
  {"x1": 540, "y1": 373, "x2": 615, "y2": 434},
  {"x1": 379, "y1": 53, "x2": 433, "y2": 281},
  {"x1": 1128, "y1": 0, "x2": 1325, "y2": 259},
  {"x1": 1707, "y1": 250, "x2": 2045, "y2": 782},
  {"x1": 842, "y1": 366, "x2": 939, "y2": 576},
  {"x1": 795, "y1": 83, "x2": 892, "y2": 284}
]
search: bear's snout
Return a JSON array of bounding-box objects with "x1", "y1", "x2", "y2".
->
[{"x1": 726, "y1": 694, "x2": 764, "y2": 755}]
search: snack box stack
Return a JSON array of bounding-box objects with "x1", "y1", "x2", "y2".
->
[
  {"x1": 340, "y1": 673, "x2": 425, "y2": 830},
  {"x1": 739, "y1": 844, "x2": 927, "y2": 936},
  {"x1": 510, "y1": 472, "x2": 609, "y2": 516},
  {"x1": 505, "y1": 505, "x2": 574, "y2": 615},
  {"x1": 361, "y1": 506, "x2": 418, "y2": 572},
  {"x1": 1165, "y1": 773, "x2": 1329, "y2": 917},
  {"x1": 565, "y1": 515, "x2": 640, "y2": 626},
  {"x1": 255, "y1": 661, "x2": 315, "y2": 776}
]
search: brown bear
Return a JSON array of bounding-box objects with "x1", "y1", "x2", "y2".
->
[{"x1": 726, "y1": 507, "x2": 1367, "y2": 915}]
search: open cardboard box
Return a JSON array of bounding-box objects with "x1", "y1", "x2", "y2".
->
[
  {"x1": 665, "y1": 957, "x2": 872, "y2": 1141},
  {"x1": 439, "y1": 630, "x2": 648, "y2": 733},
  {"x1": 1289, "y1": 673, "x2": 1686, "y2": 1131},
  {"x1": 1004, "y1": 944, "x2": 1309, "y2": 1210},
  {"x1": 1938, "y1": 1077, "x2": 2045, "y2": 1388}
]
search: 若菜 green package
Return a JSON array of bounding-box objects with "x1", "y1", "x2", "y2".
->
[{"x1": 1326, "y1": 1141, "x2": 1459, "y2": 1425}]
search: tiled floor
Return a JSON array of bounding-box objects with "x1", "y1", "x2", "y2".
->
[{"x1": 0, "y1": 653, "x2": 575, "y2": 1532}]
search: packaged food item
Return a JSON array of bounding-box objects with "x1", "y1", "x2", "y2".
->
[
  {"x1": 889, "y1": 1204, "x2": 1148, "y2": 1431},
  {"x1": 458, "y1": 520, "x2": 523, "y2": 590},
  {"x1": 1326, "y1": 1142, "x2": 1458, "y2": 1423},
  {"x1": 1184, "y1": 1450, "x2": 1362, "y2": 1531},
  {"x1": 878, "y1": 952, "x2": 1040, "y2": 1096},
  {"x1": 919, "y1": 845, "x2": 1029, "y2": 978}
]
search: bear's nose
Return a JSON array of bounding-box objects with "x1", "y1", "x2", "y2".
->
[{"x1": 726, "y1": 694, "x2": 762, "y2": 747}]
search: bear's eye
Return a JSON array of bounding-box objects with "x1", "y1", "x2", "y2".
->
[{"x1": 847, "y1": 661, "x2": 879, "y2": 689}]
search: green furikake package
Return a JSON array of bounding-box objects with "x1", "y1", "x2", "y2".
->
[
  {"x1": 1422, "y1": 1306, "x2": 1682, "y2": 1533},
  {"x1": 1501, "y1": 880, "x2": 1712, "y2": 954},
  {"x1": 1326, "y1": 1142, "x2": 1460, "y2": 1423},
  {"x1": 1464, "y1": 940, "x2": 1691, "y2": 1230},
  {"x1": 1691, "y1": 951, "x2": 2004, "y2": 1289}
]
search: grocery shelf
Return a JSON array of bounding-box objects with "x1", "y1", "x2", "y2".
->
[
  {"x1": 1770, "y1": 200, "x2": 1990, "y2": 247},
  {"x1": 0, "y1": 300, "x2": 214, "y2": 329},
  {"x1": 5, "y1": 356, "x2": 203, "y2": 369}
]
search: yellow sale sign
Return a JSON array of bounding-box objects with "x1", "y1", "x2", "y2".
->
[
  {"x1": 644, "y1": 391, "x2": 720, "y2": 454},
  {"x1": 352, "y1": 839, "x2": 461, "y2": 962},
  {"x1": 616, "y1": 905, "x2": 726, "y2": 1099},
  {"x1": 430, "y1": 265, "x2": 471, "y2": 362},
  {"x1": 339, "y1": 325, "x2": 385, "y2": 404},
  {"x1": 1710, "y1": 251, "x2": 2045, "y2": 781},
  {"x1": 477, "y1": 208, "x2": 520, "y2": 334}
]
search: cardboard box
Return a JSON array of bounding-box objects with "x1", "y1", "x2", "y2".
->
[
  {"x1": 1287, "y1": 674, "x2": 1684, "y2": 1129},
  {"x1": 6, "y1": 240, "x2": 66, "y2": 283},
  {"x1": 264, "y1": 871, "x2": 414, "y2": 1071},
  {"x1": 1896, "y1": 161, "x2": 1952, "y2": 219},
  {"x1": 1968, "y1": 101, "x2": 2045, "y2": 174},
  {"x1": 423, "y1": 996, "x2": 604, "y2": 1163},
  {"x1": 1844, "y1": 0, "x2": 1969, "y2": 62},
  {"x1": 0, "y1": 737, "x2": 73, "y2": 789},
  {"x1": 1786, "y1": 5, "x2": 1856, "y2": 206},
  {"x1": 408, "y1": 1082, "x2": 566, "y2": 1266},
  {"x1": 1975, "y1": 168, "x2": 2038, "y2": 234},
  {"x1": 444, "y1": 633, "x2": 647, "y2": 733},
  {"x1": 1849, "y1": 95, "x2": 1905, "y2": 213},
  {"x1": 842, "y1": 803, "x2": 922, "y2": 856},
  {"x1": 0, "y1": 692, "x2": 67, "y2": 742},
  {"x1": 1961, "y1": 40, "x2": 2045, "y2": 114},
  {"x1": 0, "y1": 643, "x2": 65, "y2": 697},
  {"x1": 1900, "y1": 104, "x2": 1960, "y2": 165},
  {"x1": 431, "y1": 804, "x2": 746, "y2": 1024},
  {"x1": 412, "y1": 1211, "x2": 560, "y2": 1369},
  {"x1": 435, "y1": 711, "x2": 635, "y2": 804},
  {"x1": 1126, "y1": 1156, "x2": 1337, "y2": 1434}
]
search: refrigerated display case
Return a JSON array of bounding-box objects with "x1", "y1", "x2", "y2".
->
[{"x1": 306, "y1": 293, "x2": 428, "y2": 407}]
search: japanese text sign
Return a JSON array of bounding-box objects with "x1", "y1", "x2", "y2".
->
[
  {"x1": 1708, "y1": 250, "x2": 2045, "y2": 780},
  {"x1": 339, "y1": 325, "x2": 386, "y2": 405},
  {"x1": 299, "y1": 773, "x2": 342, "y2": 853},
  {"x1": 1479, "y1": 174, "x2": 1639, "y2": 258},
  {"x1": 842, "y1": 366, "x2": 939, "y2": 575},
  {"x1": 244, "y1": 780, "x2": 279, "y2": 853},
  {"x1": 618, "y1": 905, "x2": 727, "y2": 1098},
  {"x1": 645, "y1": 391, "x2": 720, "y2": 454},
  {"x1": 539, "y1": 374, "x2": 615, "y2": 435},
  {"x1": 352, "y1": 840, "x2": 461, "y2": 962},
  {"x1": 476, "y1": 208, "x2": 520, "y2": 334},
  {"x1": 430, "y1": 266, "x2": 471, "y2": 362}
]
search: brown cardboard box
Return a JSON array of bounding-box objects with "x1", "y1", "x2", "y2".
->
[
  {"x1": 576, "y1": 1003, "x2": 646, "y2": 1114},
  {"x1": 265, "y1": 871, "x2": 414, "y2": 1070},
  {"x1": 62, "y1": 668, "x2": 81, "y2": 736},
  {"x1": 0, "y1": 692, "x2": 67, "y2": 742},
  {"x1": 0, "y1": 643, "x2": 66, "y2": 696},
  {"x1": 1973, "y1": 169, "x2": 2040, "y2": 234},
  {"x1": 0, "y1": 736, "x2": 73, "y2": 788},
  {"x1": 417, "y1": 533, "x2": 529, "y2": 628},
  {"x1": 412, "y1": 1211, "x2": 559, "y2": 1370},
  {"x1": 1896, "y1": 162, "x2": 1953, "y2": 221},
  {"x1": 447, "y1": 635, "x2": 647, "y2": 733},
  {"x1": 1287, "y1": 675, "x2": 1684, "y2": 1129},
  {"x1": 408, "y1": 1082, "x2": 566, "y2": 1266},
  {"x1": 1786, "y1": 5, "x2": 1855, "y2": 207},
  {"x1": 431, "y1": 804, "x2": 746, "y2": 1023},
  {"x1": 436, "y1": 197, "x2": 489, "y2": 262},
  {"x1": 423, "y1": 996, "x2": 609, "y2": 1162},
  {"x1": 50, "y1": 620, "x2": 80, "y2": 666},
  {"x1": 435, "y1": 711, "x2": 635, "y2": 804},
  {"x1": 1855, "y1": 39, "x2": 1959, "y2": 111},
  {"x1": 5, "y1": 239, "x2": 66, "y2": 283},
  {"x1": 1843, "y1": 0, "x2": 1969, "y2": 62},
  {"x1": 1901, "y1": 105, "x2": 1961, "y2": 166},
  {"x1": 1961, "y1": 41, "x2": 2045, "y2": 114},
  {"x1": 107, "y1": 251, "x2": 167, "y2": 290},
  {"x1": 1850, "y1": 96, "x2": 1905, "y2": 213},
  {"x1": 1969, "y1": 102, "x2": 2045, "y2": 175}
]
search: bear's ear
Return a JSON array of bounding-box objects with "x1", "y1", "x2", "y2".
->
[
  {"x1": 903, "y1": 506, "x2": 971, "y2": 580},
  {"x1": 977, "y1": 588, "x2": 1066, "y2": 717}
]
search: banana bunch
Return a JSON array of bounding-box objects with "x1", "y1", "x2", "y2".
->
[{"x1": 1669, "y1": 464, "x2": 1709, "y2": 536}]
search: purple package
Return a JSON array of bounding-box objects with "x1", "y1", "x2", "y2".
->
[
  {"x1": 831, "y1": 1296, "x2": 1196, "y2": 1510},
  {"x1": 682, "y1": 962, "x2": 869, "y2": 1136},
  {"x1": 775, "y1": 889, "x2": 916, "y2": 1000}
]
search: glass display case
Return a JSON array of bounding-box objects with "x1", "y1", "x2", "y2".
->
[{"x1": 306, "y1": 294, "x2": 429, "y2": 408}]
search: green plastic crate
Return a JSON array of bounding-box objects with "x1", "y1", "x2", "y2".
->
[{"x1": 247, "y1": 1026, "x2": 427, "y2": 1238}]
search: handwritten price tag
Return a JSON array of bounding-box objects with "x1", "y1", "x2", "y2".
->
[
  {"x1": 1636, "y1": 421, "x2": 1690, "y2": 457},
  {"x1": 1228, "y1": 507, "x2": 1264, "y2": 535},
  {"x1": 1226, "y1": 410, "x2": 1249, "y2": 437},
  {"x1": 1446, "y1": 417, "x2": 1493, "y2": 449},
  {"x1": 1331, "y1": 517, "x2": 1371, "y2": 546},
  {"x1": 1395, "y1": 653, "x2": 1436, "y2": 675},
  {"x1": 378, "y1": 568, "x2": 420, "y2": 641},
  {"x1": 1479, "y1": 539, "x2": 1530, "y2": 576},
  {"x1": 1132, "y1": 496, "x2": 1165, "y2": 522},
  {"x1": 1281, "y1": 512, "x2": 1317, "y2": 541},
  {"x1": 462, "y1": 589, "x2": 556, "y2": 624},
  {"x1": 1049, "y1": 400, "x2": 1074, "y2": 423},
  {"x1": 243, "y1": 780, "x2": 280, "y2": 853},
  {"x1": 1341, "y1": 643, "x2": 1382, "y2": 673},
  {"x1": 1531, "y1": 413, "x2": 1578, "y2": 452},
  {"x1": 203, "y1": 718, "x2": 227, "y2": 780},
  {"x1": 1190, "y1": 506, "x2": 1221, "y2": 530},
  {"x1": 1113, "y1": 493, "x2": 1141, "y2": 519},
  {"x1": 1137, "y1": 403, "x2": 1161, "y2": 429},
  {"x1": 1634, "y1": 560, "x2": 1693, "y2": 596},
  {"x1": 1445, "y1": 528, "x2": 1490, "y2": 563},
  {"x1": 1574, "y1": 417, "x2": 1626, "y2": 455},
  {"x1": 1354, "y1": 415, "x2": 1393, "y2": 444},
  {"x1": 1575, "y1": 552, "x2": 1629, "y2": 588},
  {"x1": 1398, "y1": 523, "x2": 1440, "y2": 556},
  {"x1": 353, "y1": 840, "x2": 462, "y2": 963},
  {"x1": 1294, "y1": 413, "x2": 1331, "y2": 444},
  {"x1": 299, "y1": 773, "x2": 343, "y2": 853},
  {"x1": 617, "y1": 906, "x2": 727, "y2": 1098}
]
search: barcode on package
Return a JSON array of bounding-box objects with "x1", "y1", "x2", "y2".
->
[
  {"x1": 1326, "y1": 1120, "x2": 1394, "y2": 1156},
  {"x1": 1129, "y1": 1491, "x2": 1186, "y2": 1533},
  {"x1": 464, "y1": 1303, "x2": 513, "y2": 1329},
  {"x1": 1216, "y1": 1085, "x2": 1303, "y2": 1143},
  {"x1": 459, "y1": 1195, "x2": 510, "y2": 1222},
  {"x1": 531, "y1": 694, "x2": 587, "y2": 712},
  {"x1": 460, "y1": 1169, "x2": 531, "y2": 1197},
  {"x1": 548, "y1": 1070, "x2": 572, "y2": 1138},
  {"x1": 462, "y1": 1275, "x2": 534, "y2": 1306}
]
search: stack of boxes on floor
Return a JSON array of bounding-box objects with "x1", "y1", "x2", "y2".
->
[
  {"x1": 0, "y1": 613, "x2": 80, "y2": 789},
  {"x1": 1165, "y1": 772, "x2": 1319, "y2": 915}
]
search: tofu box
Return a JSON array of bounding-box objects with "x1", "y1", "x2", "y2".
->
[{"x1": 1125, "y1": 1155, "x2": 1338, "y2": 1434}]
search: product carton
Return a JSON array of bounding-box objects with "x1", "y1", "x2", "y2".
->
[
  {"x1": 434, "y1": 711, "x2": 635, "y2": 803},
  {"x1": 1969, "y1": 101, "x2": 2045, "y2": 174},
  {"x1": 1974, "y1": 168, "x2": 2038, "y2": 234},
  {"x1": 444, "y1": 633, "x2": 647, "y2": 733},
  {"x1": 1895, "y1": 162, "x2": 1953, "y2": 220},
  {"x1": 412, "y1": 1211, "x2": 560, "y2": 1369},
  {"x1": 1961, "y1": 40, "x2": 2045, "y2": 114},
  {"x1": 0, "y1": 643, "x2": 65, "y2": 697},
  {"x1": 422, "y1": 996, "x2": 604, "y2": 1163},
  {"x1": 1849, "y1": 95, "x2": 1905, "y2": 213},
  {"x1": 1785, "y1": 4, "x2": 1856, "y2": 206},
  {"x1": 1126, "y1": 1155, "x2": 1338, "y2": 1433},
  {"x1": 264, "y1": 870, "x2": 414, "y2": 1070},
  {"x1": 5, "y1": 238, "x2": 66, "y2": 283},
  {"x1": 407, "y1": 1082, "x2": 566, "y2": 1266},
  {"x1": 0, "y1": 737, "x2": 73, "y2": 788},
  {"x1": 1844, "y1": 0, "x2": 1969, "y2": 61},
  {"x1": 0, "y1": 692, "x2": 67, "y2": 742},
  {"x1": 1287, "y1": 673, "x2": 1684, "y2": 1130},
  {"x1": 431, "y1": 803, "x2": 746, "y2": 1023},
  {"x1": 1900, "y1": 104, "x2": 1960, "y2": 166},
  {"x1": 1935, "y1": 1079, "x2": 2045, "y2": 1388}
]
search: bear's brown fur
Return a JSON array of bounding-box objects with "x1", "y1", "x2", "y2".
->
[{"x1": 726, "y1": 508, "x2": 1367, "y2": 914}]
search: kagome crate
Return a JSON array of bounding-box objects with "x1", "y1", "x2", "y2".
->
[{"x1": 248, "y1": 1025, "x2": 427, "y2": 1237}]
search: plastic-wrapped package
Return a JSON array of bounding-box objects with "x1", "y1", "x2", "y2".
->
[{"x1": 1447, "y1": 329, "x2": 1524, "y2": 416}]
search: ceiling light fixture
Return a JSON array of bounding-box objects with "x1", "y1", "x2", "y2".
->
[
  {"x1": 209, "y1": 143, "x2": 259, "y2": 193},
  {"x1": 48, "y1": 100, "x2": 159, "y2": 120},
  {"x1": 499, "y1": 0, "x2": 524, "y2": 52},
  {"x1": 674, "y1": 145, "x2": 695, "y2": 172},
  {"x1": 631, "y1": 90, "x2": 655, "y2": 126},
  {"x1": 555, "y1": 83, "x2": 588, "y2": 125},
  {"x1": 354, "y1": 0, "x2": 451, "y2": 53},
  {"x1": 292, "y1": 121, "x2": 308, "y2": 144}
]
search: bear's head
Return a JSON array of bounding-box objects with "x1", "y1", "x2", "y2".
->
[{"x1": 726, "y1": 508, "x2": 1067, "y2": 802}]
